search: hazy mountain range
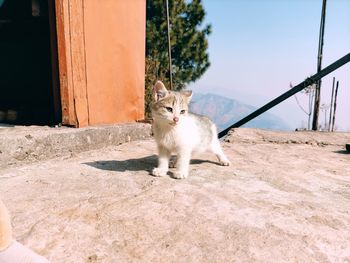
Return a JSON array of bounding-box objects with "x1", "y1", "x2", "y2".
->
[{"x1": 189, "y1": 93, "x2": 291, "y2": 132}]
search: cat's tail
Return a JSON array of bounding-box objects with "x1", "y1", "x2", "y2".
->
[{"x1": 0, "y1": 199, "x2": 12, "y2": 251}]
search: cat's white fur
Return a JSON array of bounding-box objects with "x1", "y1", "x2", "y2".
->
[{"x1": 151, "y1": 80, "x2": 230, "y2": 179}]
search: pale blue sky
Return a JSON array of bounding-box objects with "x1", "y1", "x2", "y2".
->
[{"x1": 188, "y1": 0, "x2": 350, "y2": 130}]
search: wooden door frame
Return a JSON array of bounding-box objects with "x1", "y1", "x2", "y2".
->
[{"x1": 54, "y1": 0, "x2": 89, "y2": 127}]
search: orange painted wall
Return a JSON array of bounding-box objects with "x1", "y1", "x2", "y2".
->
[{"x1": 55, "y1": 0, "x2": 145, "y2": 127}]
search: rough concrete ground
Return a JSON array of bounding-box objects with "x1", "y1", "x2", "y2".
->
[{"x1": 1, "y1": 128, "x2": 350, "y2": 262}]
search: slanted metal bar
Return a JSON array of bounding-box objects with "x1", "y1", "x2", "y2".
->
[{"x1": 218, "y1": 53, "x2": 350, "y2": 138}]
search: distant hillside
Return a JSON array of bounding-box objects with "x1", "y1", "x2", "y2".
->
[{"x1": 189, "y1": 93, "x2": 291, "y2": 131}]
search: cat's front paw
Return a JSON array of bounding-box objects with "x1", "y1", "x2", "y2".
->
[
  {"x1": 172, "y1": 170, "x2": 188, "y2": 179},
  {"x1": 152, "y1": 168, "x2": 167, "y2": 177},
  {"x1": 219, "y1": 159, "x2": 231, "y2": 166}
]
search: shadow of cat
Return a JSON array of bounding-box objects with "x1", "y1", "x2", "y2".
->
[
  {"x1": 333, "y1": 150, "x2": 349, "y2": 155},
  {"x1": 84, "y1": 155, "x2": 158, "y2": 172},
  {"x1": 84, "y1": 155, "x2": 220, "y2": 173}
]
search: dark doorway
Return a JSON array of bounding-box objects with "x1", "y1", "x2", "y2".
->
[{"x1": 0, "y1": 0, "x2": 60, "y2": 125}]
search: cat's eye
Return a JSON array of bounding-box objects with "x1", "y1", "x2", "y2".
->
[
  {"x1": 165, "y1": 107, "x2": 173, "y2": 113},
  {"x1": 180, "y1": 110, "x2": 186, "y2": 114}
]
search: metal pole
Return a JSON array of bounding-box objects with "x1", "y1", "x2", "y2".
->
[
  {"x1": 331, "y1": 81, "x2": 339, "y2": 132},
  {"x1": 312, "y1": 0, "x2": 327, "y2": 130},
  {"x1": 165, "y1": 0, "x2": 173, "y2": 90},
  {"x1": 328, "y1": 77, "x2": 335, "y2": 131},
  {"x1": 218, "y1": 53, "x2": 350, "y2": 138},
  {"x1": 324, "y1": 106, "x2": 328, "y2": 131}
]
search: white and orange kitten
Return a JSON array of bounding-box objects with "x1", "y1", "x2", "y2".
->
[{"x1": 151, "y1": 80, "x2": 230, "y2": 179}]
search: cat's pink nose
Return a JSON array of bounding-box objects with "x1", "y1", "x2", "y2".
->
[{"x1": 173, "y1": 117, "x2": 179, "y2": 123}]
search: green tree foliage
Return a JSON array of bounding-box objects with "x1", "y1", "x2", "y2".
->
[{"x1": 145, "y1": 0, "x2": 211, "y2": 117}]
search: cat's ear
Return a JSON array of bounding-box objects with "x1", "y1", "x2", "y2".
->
[
  {"x1": 153, "y1": 81, "x2": 168, "y2": 102},
  {"x1": 181, "y1": 90, "x2": 193, "y2": 102}
]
